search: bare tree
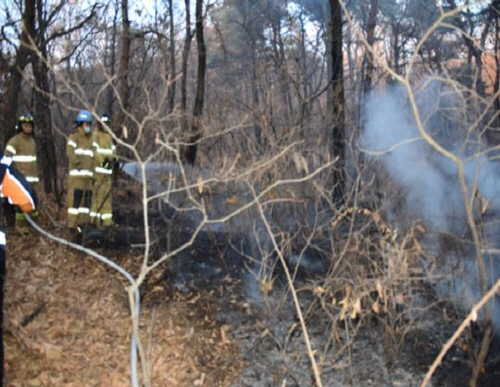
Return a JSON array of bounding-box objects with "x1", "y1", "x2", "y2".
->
[
  {"x1": 362, "y1": 0, "x2": 378, "y2": 94},
  {"x1": 445, "y1": 0, "x2": 498, "y2": 95},
  {"x1": 494, "y1": 6, "x2": 500, "y2": 120},
  {"x1": 180, "y1": 0, "x2": 194, "y2": 144},
  {"x1": 268, "y1": 5, "x2": 293, "y2": 130},
  {"x1": 327, "y1": 0, "x2": 346, "y2": 203},
  {"x1": 32, "y1": 0, "x2": 58, "y2": 195},
  {"x1": 183, "y1": 0, "x2": 206, "y2": 164},
  {"x1": 104, "y1": 0, "x2": 119, "y2": 115},
  {"x1": 167, "y1": 0, "x2": 176, "y2": 114},
  {"x1": 1, "y1": 0, "x2": 35, "y2": 149},
  {"x1": 116, "y1": 0, "x2": 131, "y2": 130}
]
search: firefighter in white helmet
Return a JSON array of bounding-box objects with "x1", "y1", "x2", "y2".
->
[{"x1": 90, "y1": 114, "x2": 116, "y2": 226}]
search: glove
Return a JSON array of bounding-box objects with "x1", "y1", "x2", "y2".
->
[
  {"x1": 101, "y1": 157, "x2": 112, "y2": 170},
  {"x1": 111, "y1": 158, "x2": 120, "y2": 171}
]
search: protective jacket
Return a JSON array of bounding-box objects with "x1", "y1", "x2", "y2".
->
[
  {"x1": 0, "y1": 153, "x2": 37, "y2": 383},
  {"x1": 0, "y1": 154, "x2": 37, "y2": 216},
  {"x1": 4, "y1": 132, "x2": 38, "y2": 184},
  {"x1": 67, "y1": 127, "x2": 94, "y2": 181},
  {"x1": 5, "y1": 132, "x2": 39, "y2": 233},
  {"x1": 90, "y1": 130, "x2": 115, "y2": 225},
  {"x1": 66, "y1": 127, "x2": 94, "y2": 228}
]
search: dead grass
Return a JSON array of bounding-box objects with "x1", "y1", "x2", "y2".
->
[{"x1": 3, "y1": 201, "x2": 242, "y2": 386}]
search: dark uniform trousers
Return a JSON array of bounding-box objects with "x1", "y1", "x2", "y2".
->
[{"x1": 0, "y1": 237, "x2": 5, "y2": 385}]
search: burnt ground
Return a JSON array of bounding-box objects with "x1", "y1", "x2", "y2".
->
[{"x1": 4, "y1": 180, "x2": 500, "y2": 386}]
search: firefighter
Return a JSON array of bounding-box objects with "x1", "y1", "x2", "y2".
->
[
  {"x1": 66, "y1": 110, "x2": 94, "y2": 231},
  {"x1": 90, "y1": 114, "x2": 116, "y2": 226},
  {"x1": 0, "y1": 153, "x2": 37, "y2": 384},
  {"x1": 4, "y1": 112, "x2": 39, "y2": 234}
]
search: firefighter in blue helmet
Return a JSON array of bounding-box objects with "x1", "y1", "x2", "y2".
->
[{"x1": 66, "y1": 110, "x2": 94, "y2": 230}]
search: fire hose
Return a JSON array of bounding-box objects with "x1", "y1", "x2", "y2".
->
[{"x1": 24, "y1": 213, "x2": 141, "y2": 387}]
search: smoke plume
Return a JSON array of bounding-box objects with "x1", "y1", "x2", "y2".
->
[{"x1": 361, "y1": 79, "x2": 500, "y2": 330}]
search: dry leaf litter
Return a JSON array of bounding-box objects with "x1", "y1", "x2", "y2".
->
[{"x1": 3, "y1": 198, "x2": 242, "y2": 386}]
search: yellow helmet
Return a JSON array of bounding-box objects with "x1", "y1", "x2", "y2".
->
[{"x1": 17, "y1": 112, "x2": 35, "y2": 130}]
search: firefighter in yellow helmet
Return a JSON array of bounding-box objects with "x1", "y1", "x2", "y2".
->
[
  {"x1": 90, "y1": 114, "x2": 116, "y2": 226},
  {"x1": 4, "y1": 112, "x2": 39, "y2": 234},
  {"x1": 66, "y1": 110, "x2": 95, "y2": 230}
]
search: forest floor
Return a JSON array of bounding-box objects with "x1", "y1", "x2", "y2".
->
[
  {"x1": 3, "y1": 187, "x2": 500, "y2": 386},
  {"x1": 3, "y1": 189, "x2": 243, "y2": 386}
]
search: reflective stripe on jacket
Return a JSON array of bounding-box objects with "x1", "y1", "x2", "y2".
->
[
  {"x1": 67, "y1": 127, "x2": 94, "y2": 179},
  {"x1": 92, "y1": 130, "x2": 115, "y2": 177}
]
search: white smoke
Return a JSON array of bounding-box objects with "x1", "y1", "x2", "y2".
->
[
  {"x1": 361, "y1": 79, "x2": 500, "y2": 331},
  {"x1": 362, "y1": 81, "x2": 500, "y2": 232}
]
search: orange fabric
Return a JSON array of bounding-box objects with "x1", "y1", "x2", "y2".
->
[{"x1": 1, "y1": 169, "x2": 35, "y2": 213}]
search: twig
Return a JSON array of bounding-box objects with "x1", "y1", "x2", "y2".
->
[{"x1": 20, "y1": 302, "x2": 46, "y2": 327}]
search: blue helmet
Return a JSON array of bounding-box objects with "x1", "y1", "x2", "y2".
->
[{"x1": 76, "y1": 110, "x2": 93, "y2": 124}]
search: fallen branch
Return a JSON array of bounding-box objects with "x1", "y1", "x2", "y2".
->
[{"x1": 421, "y1": 278, "x2": 500, "y2": 387}]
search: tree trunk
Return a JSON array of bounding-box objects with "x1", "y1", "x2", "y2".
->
[
  {"x1": 477, "y1": 5, "x2": 496, "y2": 97},
  {"x1": 363, "y1": 0, "x2": 378, "y2": 94},
  {"x1": 250, "y1": 49, "x2": 263, "y2": 152},
  {"x1": 494, "y1": 15, "x2": 499, "y2": 116},
  {"x1": 299, "y1": 15, "x2": 311, "y2": 120},
  {"x1": 1, "y1": 0, "x2": 35, "y2": 149},
  {"x1": 446, "y1": 0, "x2": 486, "y2": 95},
  {"x1": 33, "y1": 0, "x2": 58, "y2": 196},
  {"x1": 392, "y1": 23, "x2": 401, "y2": 76},
  {"x1": 180, "y1": 0, "x2": 193, "y2": 143},
  {"x1": 104, "y1": 2, "x2": 119, "y2": 115},
  {"x1": 328, "y1": 0, "x2": 346, "y2": 204},
  {"x1": 116, "y1": 0, "x2": 131, "y2": 131},
  {"x1": 323, "y1": 1, "x2": 333, "y2": 110},
  {"x1": 486, "y1": 9, "x2": 500, "y2": 145},
  {"x1": 167, "y1": 0, "x2": 176, "y2": 114},
  {"x1": 184, "y1": 0, "x2": 206, "y2": 165},
  {"x1": 271, "y1": 17, "x2": 292, "y2": 127}
]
